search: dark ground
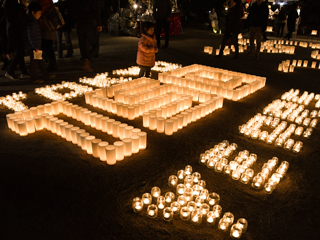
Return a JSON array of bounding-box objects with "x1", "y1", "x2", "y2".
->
[{"x1": 1, "y1": 28, "x2": 320, "y2": 240}]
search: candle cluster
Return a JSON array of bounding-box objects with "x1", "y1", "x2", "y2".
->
[
  {"x1": 112, "y1": 61, "x2": 181, "y2": 76},
  {"x1": 311, "y1": 50, "x2": 320, "y2": 60},
  {"x1": 278, "y1": 59, "x2": 320, "y2": 73},
  {"x1": 79, "y1": 73, "x2": 132, "y2": 88},
  {"x1": 0, "y1": 91, "x2": 28, "y2": 111},
  {"x1": 239, "y1": 89, "x2": 319, "y2": 153},
  {"x1": 6, "y1": 101, "x2": 146, "y2": 164},
  {"x1": 199, "y1": 140, "x2": 288, "y2": 194},
  {"x1": 132, "y1": 165, "x2": 248, "y2": 238},
  {"x1": 159, "y1": 64, "x2": 266, "y2": 101},
  {"x1": 35, "y1": 81, "x2": 93, "y2": 100}
]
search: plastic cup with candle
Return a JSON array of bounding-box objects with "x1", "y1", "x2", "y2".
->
[
  {"x1": 163, "y1": 207, "x2": 174, "y2": 221},
  {"x1": 132, "y1": 197, "x2": 144, "y2": 213}
]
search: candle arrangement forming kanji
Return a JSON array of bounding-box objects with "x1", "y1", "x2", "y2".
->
[
  {"x1": 199, "y1": 140, "x2": 288, "y2": 194},
  {"x1": 239, "y1": 89, "x2": 319, "y2": 153},
  {"x1": 279, "y1": 59, "x2": 320, "y2": 73},
  {"x1": 132, "y1": 165, "x2": 248, "y2": 239},
  {"x1": 84, "y1": 77, "x2": 223, "y2": 135}
]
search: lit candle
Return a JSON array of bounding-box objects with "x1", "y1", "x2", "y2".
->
[
  {"x1": 98, "y1": 141, "x2": 109, "y2": 161},
  {"x1": 184, "y1": 165, "x2": 192, "y2": 175},
  {"x1": 218, "y1": 218, "x2": 230, "y2": 231},
  {"x1": 142, "y1": 193, "x2": 152, "y2": 206},
  {"x1": 184, "y1": 175, "x2": 194, "y2": 188},
  {"x1": 176, "y1": 183, "x2": 185, "y2": 195},
  {"x1": 105, "y1": 145, "x2": 116, "y2": 165},
  {"x1": 151, "y1": 186, "x2": 161, "y2": 198},
  {"x1": 192, "y1": 172, "x2": 201, "y2": 183},
  {"x1": 264, "y1": 183, "x2": 276, "y2": 194},
  {"x1": 177, "y1": 170, "x2": 185, "y2": 181},
  {"x1": 230, "y1": 224, "x2": 243, "y2": 239},
  {"x1": 191, "y1": 209, "x2": 202, "y2": 225},
  {"x1": 163, "y1": 207, "x2": 174, "y2": 221},
  {"x1": 157, "y1": 196, "x2": 166, "y2": 210},
  {"x1": 165, "y1": 192, "x2": 175, "y2": 204},
  {"x1": 177, "y1": 195, "x2": 187, "y2": 207},
  {"x1": 147, "y1": 204, "x2": 158, "y2": 218},
  {"x1": 132, "y1": 197, "x2": 144, "y2": 213},
  {"x1": 180, "y1": 206, "x2": 191, "y2": 221},
  {"x1": 168, "y1": 175, "x2": 178, "y2": 188},
  {"x1": 207, "y1": 192, "x2": 220, "y2": 206},
  {"x1": 252, "y1": 174, "x2": 265, "y2": 189},
  {"x1": 170, "y1": 201, "x2": 181, "y2": 215}
]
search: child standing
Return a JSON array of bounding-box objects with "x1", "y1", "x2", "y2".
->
[
  {"x1": 136, "y1": 21, "x2": 158, "y2": 78},
  {"x1": 25, "y1": 2, "x2": 49, "y2": 83}
]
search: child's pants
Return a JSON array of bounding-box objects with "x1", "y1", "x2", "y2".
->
[{"x1": 138, "y1": 65, "x2": 151, "y2": 78}]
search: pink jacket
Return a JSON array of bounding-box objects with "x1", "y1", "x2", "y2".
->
[{"x1": 136, "y1": 34, "x2": 158, "y2": 67}]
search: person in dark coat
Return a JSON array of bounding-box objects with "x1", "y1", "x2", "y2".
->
[
  {"x1": 153, "y1": 0, "x2": 172, "y2": 48},
  {"x1": 25, "y1": 2, "x2": 49, "y2": 82},
  {"x1": 0, "y1": 0, "x2": 12, "y2": 71},
  {"x1": 32, "y1": 0, "x2": 58, "y2": 71},
  {"x1": 284, "y1": 3, "x2": 298, "y2": 40},
  {"x1": 247, "y1": 0, "x2": 268, "y2": 60},
  {"x1": 55, "y1": 0, "x2": 73, "y2": 58},
  {"x1": 277, "y1": 7, "x2": 286, "y2": 37},
  {"x1": 70, "y1": 0, "x2": 102, "y2": 72},
  {"x1": 3, "y1": 0, "x2": 29, "y2": 80},
  {"x1": 217, "y1": 0, "x2": 243, "y2": 59}
]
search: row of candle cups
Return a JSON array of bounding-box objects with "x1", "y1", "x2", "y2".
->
[
  {"x1": 6, "y1": 112, "x2": 146, "y2": 163},
  {"x1": 278, "y1": 60, "x2": 320, "y2": 73},
  {"x1": 143, "y1": 98, "x2": 222, "y2": 135},
  {"x1": 86, "y1": 90, "x2": 193, "y2": 121}
]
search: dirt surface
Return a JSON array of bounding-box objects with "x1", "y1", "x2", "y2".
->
[{"x1": 1, "y1": 29, "x2": 320, "y2": 240}]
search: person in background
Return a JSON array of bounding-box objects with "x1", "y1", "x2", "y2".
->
[
  {"x1": 55, "y1": 0, "x2": 73, "y2": 58},
  {"x1": 277, "y1": 7, "x2": 286, "y2": 38},
  {"x1": 0, "y1": 0, "x2": 11, "y2": 71},
  {"x1": 33, "y1": 0, "x2": 58, "y2": 71},
  {"x1": 284, "y1": 3, "x2": 298, "y2": 40},
  {"x1": 153, "y1": 0, "x2": 172, "y2": 48},
  {"x1": 70, "y1": 0, "x2": 102, "y2": 72},
  {"x1": 136, "y1": 21, "x2": 158, "y2": 78},
  {"x1": 217, "y1": 0, "x2": 243, "y2": 59},
  {"x1": 93, "y1": 0, "x2": 104, "y2": 59},
  {"x1": 209, "y1": 8, "x2": 219, "y2": 33},
  {"x1": 24, "y1": 2, "x2": 49, "y2": 83},
  {"x1": 3, "y1": 0, "x2": 29, "y2": 80},
  {"x1": 247, "y1": 0, "x2": 268, "y2": 60}
]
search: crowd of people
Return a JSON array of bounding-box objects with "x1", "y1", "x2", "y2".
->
[
  {"x1": 215, "y1": 0, "x2": 300, "y2": 61},
  {"x1": 0, "y1": 0, "x2": 103, "y2": 82},
  {"x1": 0, "y1": 0, "x2": 303, "y2": 82}
]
